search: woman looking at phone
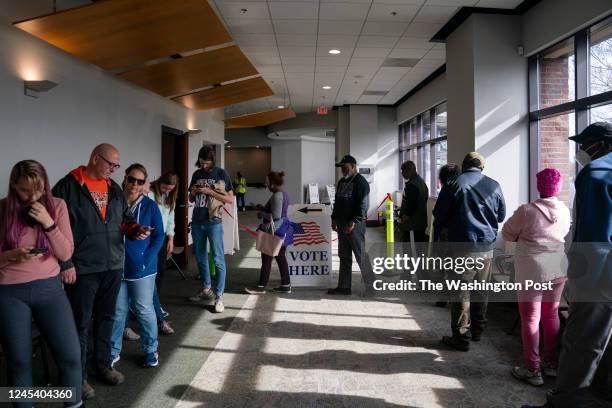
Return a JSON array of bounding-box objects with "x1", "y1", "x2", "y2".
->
[
  {"x1": 110, "y1": 164, "x2": 164, "y2": 369},
  {"x1": 0, "y1": 160, "x2": 82, "y2": 408}
]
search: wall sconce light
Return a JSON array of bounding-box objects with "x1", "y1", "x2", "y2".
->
[
  {"x1": 186, "y1": 128, "x2": 202, "y2": 135},
  {"x1": 24, "y1": 80, "x2": 58, "y2": 98}
]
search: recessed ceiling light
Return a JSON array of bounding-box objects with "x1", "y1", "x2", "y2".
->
[
  {"x1": 328, "y1": 49, "x2": 341, "y2": 55},
  {"x1": 255, "y1": 145, "x2": 260, "y2": 149},
  {"x1": 277, "y1": 105, "x2": 285, "y2": 109},
  {"x1": 322, "y1": 85, "x2": 332, "y2": 90}
]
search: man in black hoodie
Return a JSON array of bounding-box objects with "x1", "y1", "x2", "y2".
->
[
  {"x1": 53, "y1": 143, "x2": 148, "y2": 400},
  {"x1": 329, "y1": 155, "x2": 375, "y2": 295}
]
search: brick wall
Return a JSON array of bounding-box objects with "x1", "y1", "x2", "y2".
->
[{"x1": 538, "y1": 57, "x2": 571, "y2": 205}]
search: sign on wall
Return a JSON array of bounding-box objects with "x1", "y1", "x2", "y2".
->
[{"x1": 286, "y1": 204, "x2": 332, "y2": 287}]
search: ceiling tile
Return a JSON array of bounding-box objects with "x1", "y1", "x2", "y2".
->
[
  {"x1": 317, "y1": 55, "x2": 351, "y2": 66},
  {"x1": 276, "y1": 34, "x2": 317, "y2": 46},
  {"x1": 389, "y1": 48, "x2": 429, "y2": 59},
  {"x1": 414, "y1": 5, "x2": 459, "y2": 23},
  {"x1": 317, "y1": 34, "x2": 359, "y2": 47},
  {"x1": 319, "y1": 20, "x2": 364, "y2": 35},
  {"x1": 358, "y1": 94, "x2": 384, "y2": 104},
  {"x1": 367, "y1": 4, "x2": 421, "y2": 22},
  {"x1": 376, "y1": 66, "x2": 411, "y2": 78},
  {"x1": 366, "y1": 81, "x2": 396, "y2": 91},
  {"x1": 349, "y1": 57, "x2": 386, "y2": 67},
  {"x1": 282, "y1": 56, "x2": 316, "y2": 65},
  {"x1": 274, "y1": 19, "x2": 317, "y2": 34},
  {"x1": 425, "y1": 0, "x2": 478, "y2": 5},
  {"x1": 373, "y1": 0, "x2": 425, "y2": 4},
  {"x1": 217, "y1": 2, "x2": 270, "y2": 19},
  {"x1": 356, "y1": 36, "x2": 399, "y2": 48},
  {"x1": 362, "y1": 21, "x2": 409, "y2": 36},
  {"x1": 395, "y1": 36, "x2": 435, "y2": 49},
  {"x1": 413, "y1": 58, "x2": 444, "y2": 69},
  {"x1": 423, "y1": 48, "x2": 446, "y2": 59},
  {"x1": 474, "y1": 0, "x2": 523, "y2": 8},
  {"x1": 226, "y1": 18, "x2": 274, "y2": 34},
  {"x1": 233, "y1": 33, "x2": 276, "y2": 46},
  {"x1": 257, "y1": 65, "x2": 285, "y2": 73},
  {"x1": 284, "y1": 64, "x2": 316, "y2": 73},
  {"x1": 353, "y1": 47, "x2": 391, "y2": 58},
  {"x1": 316, "y1": 65, "x2": 348, "y2": 73},
  {"x1": 279, "y1": 46, "x2": 316, "y2": 57},
  {"x1": 319, "y1": 3, "x2": 370, "y2": 20},
  {"x1": 269, "y1": 2, "x2": 319, "y2": 19},
  {"x1": 247, "y1": 54, "x2": 282, "y2": 65},
  {"x1": 403, "y1": 22, "x2": 444, "y2": 38}
]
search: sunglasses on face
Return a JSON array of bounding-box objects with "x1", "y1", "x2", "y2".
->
[
  {"x1": 97, "y1": 154, "x2": 121, "y2": 170},
  {"x1": 127, "y1": 176, "x2": 146, "y2": 186}
]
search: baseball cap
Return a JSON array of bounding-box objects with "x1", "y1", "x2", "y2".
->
[
  {"x1": 335, "y1": 155, "x2": 357, "y2": 167},
  {"x1": 568, "y1": 122, "x2": 612, "y2": 144}
]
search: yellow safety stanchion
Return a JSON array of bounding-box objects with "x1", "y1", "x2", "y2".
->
[{"x1": 385, "y1": 194, "x2": 394, "y2": 261}]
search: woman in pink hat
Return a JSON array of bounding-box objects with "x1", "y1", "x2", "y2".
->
[{"x1": 501, "y1": 168, "x2": 571, "y2": 387}]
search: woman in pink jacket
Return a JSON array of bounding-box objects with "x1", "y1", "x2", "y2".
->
[{"x1": 502, "y1": 168, "x2": 571, "y2": 387}]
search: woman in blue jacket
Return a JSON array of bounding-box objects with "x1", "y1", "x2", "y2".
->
[{"x1": 110, "y1": 164, "x2": 164, "y2": 369}]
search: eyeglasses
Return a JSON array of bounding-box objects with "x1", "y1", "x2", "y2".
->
[
  {"x1": 126, "y1": 176, "x2": 146, "y2": 186},
  {"x1": 97, "y1": 154, "x2": 121, "y2": 170}
]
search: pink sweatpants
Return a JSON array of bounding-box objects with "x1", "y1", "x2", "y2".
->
[{"x1": 517, "y1": 278, "x2": 566, "y2": 371}]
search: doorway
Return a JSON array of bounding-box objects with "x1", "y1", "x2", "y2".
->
[{"x1": 161, "y1": 125, "x2": 189, "y2": 269}]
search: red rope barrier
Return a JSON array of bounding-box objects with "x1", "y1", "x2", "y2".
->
[{"x1": 223, "y1": 207, "x2": 258, "y2": 237}]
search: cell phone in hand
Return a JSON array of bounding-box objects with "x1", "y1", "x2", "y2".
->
[{"x1": 29, "y1": 247, "x2": 48, "y2": 255}]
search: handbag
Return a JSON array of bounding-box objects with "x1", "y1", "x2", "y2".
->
[{"x1": 256, "y1": 219, "x2": 284, "y2": 257}]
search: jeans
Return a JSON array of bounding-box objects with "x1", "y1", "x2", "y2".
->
[
  {"x1": 517, "y1": 278, "x2": 565, "y2": 371},
  {"x1": 191, "y1": 222, "x2": 226, "y2": 295},
  {"x1": 110, "y1": 275, "x2": 158, "y2": 356},
  {"x1": 0, "y1": 275, "x2": 82, "y2": 408},
  {"x1": 153, "y1": 237, "x2": 168, "y2": 322},
  {"x1": 65, "y1": 269, "x2": 121, "y2": 376}
]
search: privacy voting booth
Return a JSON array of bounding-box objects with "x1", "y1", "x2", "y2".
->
[{"x1": 286, "y1": 204, "x2": 333, "y2": 288}]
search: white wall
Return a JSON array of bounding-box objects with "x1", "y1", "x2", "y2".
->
[
  {"x1": 271, "y1": 139, "x2": 302, "y2": 205},
  {"x1": 301, "y1": 138, "x2": 335, "y2": 203},
  {"x1": 396, "y1": 73, "x2": 447, "y2": 125},
  {"x1": 0, "y1": 23, "x2": 224, "y2": 194},
  {"x1": 522, "y1": 0, "x2": 612, "y2": 56},
  {"x1": 377, "y1": 107, "x2": 400, "y2": 199}
]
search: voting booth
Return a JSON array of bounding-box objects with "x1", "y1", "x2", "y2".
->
[{"x1": 286, "y1": 204, "x2": 333, "y2": 288}]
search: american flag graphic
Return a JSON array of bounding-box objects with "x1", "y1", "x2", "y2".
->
[{"x1": 291, "y1": 221, "x2": 328, "y2": 246}]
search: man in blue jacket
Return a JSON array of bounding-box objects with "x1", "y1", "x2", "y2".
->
[
  {"x1": 523, "y1": 122, "x2": 612, "y2": 408},
  {"x1": 433, "y1": 152, "x2": 506, "y2": 351}
]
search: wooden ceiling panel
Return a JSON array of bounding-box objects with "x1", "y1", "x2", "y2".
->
[
  {"x1": 173, "y1": 78, "x2": 274, "y2": 111},
  {"x1": 225, "y1": 108, "x2": 296, "y2": 128},
  {"x1": 116, "y1": 46, "x2": 258, "y2": 97},
  {"x1": 14, "y1": 0, "x2": 232, "y2": 70}
]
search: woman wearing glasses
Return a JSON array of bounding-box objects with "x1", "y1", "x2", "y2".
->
[{"x1": 110, "y1": 164, "x2": 164, "y2": 369}]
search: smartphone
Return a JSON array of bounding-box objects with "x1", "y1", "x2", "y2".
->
[{"x1": 29, "y1": 247, "x2": 48, "y2": 255}]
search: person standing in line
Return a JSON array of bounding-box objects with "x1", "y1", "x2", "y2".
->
[
  {"x1": 502, "y1": 168, "x2": 571, "y2": 386},
  {"x1": 433, "y1": 152, "x2": 506, "y2": 351},
  {"x1": 147, "y1": 172, "x2": 179, "y2": 335},
  {"x1": 110, "y1": 164, "x2": 164, "y2": 369},
  {"x1": 0, "y1": 160, "x2": 83, "y2": 408},
  {"x1": 398, "y1": 160, "x2": 429, "y2": 243},
  {"x1": 52, "y1": 143, "x2": 150, "y2": 399},
  {"x1": 522, "y1": 122, "x2": 612, "y2": 408},
  {"x1": 187, "y1": 146, "x2": 234, "y2": 313},
  {"x1": 234, "y1": 171, "x2": 247, "y2": 212},
  {"x1": 245, "y1": 171, "x2": 293, "y2": 294},
  {"x1": 329, "y1": 155, "x2": 375, "y2": 296}
]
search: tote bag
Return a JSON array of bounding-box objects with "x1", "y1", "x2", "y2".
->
[{"x1": 256, "y1": 219, "x2": 284, "y2": 256}]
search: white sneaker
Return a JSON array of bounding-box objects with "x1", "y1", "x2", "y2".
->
[
  {"x1": 511, "y1": 366, "x2": 544, "y2": 386},
  {"x1": 214, "y1": 295, "x2": 225, "y2": 313}
]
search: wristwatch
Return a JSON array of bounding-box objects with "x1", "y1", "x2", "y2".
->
[{"x1": 43, "y1": 223, "x2": 57, "y2": 233}]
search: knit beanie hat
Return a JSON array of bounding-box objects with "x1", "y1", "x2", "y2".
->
[{"x1": 536, "y1": 168, "x2": 562, "y2": 197}]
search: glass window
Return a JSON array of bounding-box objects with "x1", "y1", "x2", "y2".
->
[
  {"x1": 590, "y1": 103, "x2": 612, "y2": 123},
  {"x1": 537, "y1": 111, "x2": 576, "y2": 208},
  {"x1": 422, "y1": 111, "x2": 431, "y2": 141},
  {"x1": 538, "y1": 37, "x2": 575, "y2": 109},
  {"x1": 590, "y1": 17, "x2": 612, "y2": 96},
  {"x1": 435, "y1": 140, "x2": 448, "y2": 194},
  {"x1": 435, "y1": 103, "x2": 447, "y2": 138},
  {"x1": 410, "y1": 118, "x2": 418, "y2": 145},
  {"x1": 422, "y1": 144, "x2": 431, "y2": 194}
]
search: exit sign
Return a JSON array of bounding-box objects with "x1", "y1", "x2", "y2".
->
[{"x1": 317, "y1": 105, "x2": 328, "y2": 115}]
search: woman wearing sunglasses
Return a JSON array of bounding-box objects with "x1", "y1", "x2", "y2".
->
[{"x1": 110, "y1": 164, "x2": 164, "y2": 369}]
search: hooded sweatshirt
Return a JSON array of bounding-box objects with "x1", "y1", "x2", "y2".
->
[
  {"x1": 124, "y1": 195, "x2": 164, "y2": 280},
  {"x1": 502, "y1": 197, "x2": 571, "y2": 283}
]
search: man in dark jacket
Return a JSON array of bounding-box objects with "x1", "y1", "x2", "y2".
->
[
  {"x1": 522, "y1": 122, "x2": 612, "y2": 408},
  {"x1": 53, "y1": 143, "x2": 148, "y2": 400},
  {"x1": 329, "y1": 155, "x2": 375, "y2": 295},
  {"x1": 399, "y1": 161, "x2": 429, "y2": 242},
  {"x1": 432, "y1": 152, "x2": 506, "y2": 351}
]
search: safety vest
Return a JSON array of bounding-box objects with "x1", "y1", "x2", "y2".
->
[{"x1": 235, "y1": 177, "x2": 247, "y2": 194}]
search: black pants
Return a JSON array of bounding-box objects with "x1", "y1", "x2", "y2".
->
[
  {"x1": 258, "y1": 246, "x2": 290, "y2": 287},
  {"x1": 236, "y1": 193, "x2": 245, "y2": 210},
  {"x1": 0, "y1": 275, "x2": 82, "y2": 408},
  {"x1": 156, "y1": 237, "x2": 168, "y2": 293},
  {"x1": 65, "y1": 270, "x2": 121, "y2": 379},
  {"x1": 401, "y1": 230, "x2": 427, "y2": 242}
]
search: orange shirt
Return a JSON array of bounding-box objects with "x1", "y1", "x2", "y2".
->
[{"x1": 83, "y1": 173, "x2": 109, "y2": 220}]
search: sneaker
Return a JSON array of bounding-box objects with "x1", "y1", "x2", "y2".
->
[
  {"x1": 272, "y1": 285, "x2": 292, "y2": 294},
  {"x1": 123, "y1": 327, "x2": 140, "y2": 341},
  {"x1": 541, "y1": 361, "x2": 557, "y2": 377},
  {"x1": 143, "y1": 351, "x2": 159, "y2": 368},
  {"x1": 214, "y1": 295, "x2": 225, "y2": 313},
  {"x1": 245, "y1": 286, "x2": 266, "y2": 294},
  {"x1": 442, "y1": 335, "x2": 470, "y2": 352},
  {"x1": 188, "y1": 287, "x2": 214, "y2": 302},
  {"x1": 511, "y1": 366, "x2": 544, "y2": 386},
  {"x1": 96, "y1": 365, "x2": 124, "y2": 385},
  {"x1": 82, "y1": 380, "x2": 95, "y2": 400},
  {"x1": 111, "y1": 354, "x2": 120, "y2": 367},
  {"x1": 327, "y1": 287, "x2": 351, "y2": 295},
  {"x1": 159, "y1": 320, "x2": 175, "y2": 335}
]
